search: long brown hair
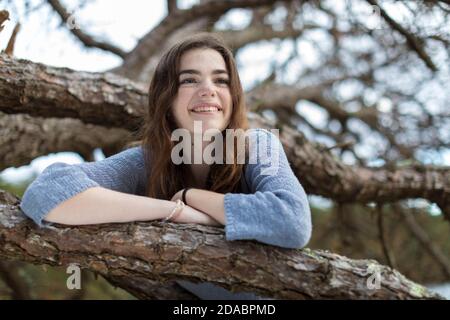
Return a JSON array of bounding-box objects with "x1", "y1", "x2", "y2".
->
[{"x1": 138, "y1": 33, "x2": 249, "y2": 200}]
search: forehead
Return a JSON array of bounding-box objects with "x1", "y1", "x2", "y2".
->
[{"x1": 179, "y1": 48, "x2": 227, "y2": 72}]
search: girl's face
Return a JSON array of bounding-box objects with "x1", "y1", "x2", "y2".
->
[{"x1": 171, "y1": 48, "x2": 233, "y2": 134}]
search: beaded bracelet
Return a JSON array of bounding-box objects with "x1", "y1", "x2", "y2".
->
[{"x1": 163, "y1": 199, "x2": 185, "y2": 222}]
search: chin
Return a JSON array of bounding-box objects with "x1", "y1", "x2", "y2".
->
[{"x1": 188, "y1": 120, "x2": 226, "y2": 134}]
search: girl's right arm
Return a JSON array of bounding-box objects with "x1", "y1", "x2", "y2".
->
[
  {"x1": 45, "y1": 186, "x2": 221, "y2": 226},
  {"x1": 20, "y1": 146, "x2": 220, "y2": 227}
]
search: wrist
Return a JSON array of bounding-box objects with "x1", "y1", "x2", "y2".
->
[
  {"x1": 182, "y1": 188, "x2": 194, "y2": 206},
  {"x1": 159, "y1": 200, "x2": 180, "y2": 219},
  {"x1": 163, "y1": 199, "x2": 184, "y2": 222}
]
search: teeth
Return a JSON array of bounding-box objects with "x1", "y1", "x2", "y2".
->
[{"x1": 191, "y1": 106, "x2": 220, "y2": 113}]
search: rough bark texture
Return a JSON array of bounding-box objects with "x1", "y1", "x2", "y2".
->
[
  {"x1": 0, "y1": 190, "x2": 443, "y2": 300},
  {"x1": 0, "y1": 111, "x2": 130, "y2": 170},
  {"x1": 0, "y1": 55, "x2": 147, "y2": 131}
]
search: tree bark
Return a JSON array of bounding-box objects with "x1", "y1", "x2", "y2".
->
[
  {"x1": 0, "y1": 189, "x2": 443, "y2": 300},
  {"x1": 0, "y1": 54, "x2": 147, "y2": 131},
  {"x1": 0, "y1": 111, "x2": 130, "y2": 170}
]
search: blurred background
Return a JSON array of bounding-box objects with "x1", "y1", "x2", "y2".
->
[{"x1": 0, "y1": 0, "x2": 449, "y2": 299}]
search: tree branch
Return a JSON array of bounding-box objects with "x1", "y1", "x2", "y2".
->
[
  {"x1": 0, "y1": 189, "x2": 442, "y2": 299},
  {"x1": 217, "y1": 23, "x2": 306, "y2": 53},
  {"x1": 0, "y1": 54, "x2": 146, "y2": 131},
  {"x1": 0, "y1": 260, "x2": 31, "y2": 299},
  {"x1": 167, "y1": 0, "x2": 178, "y2": 15},
  {"x1": 397, "y1": 204, "x2": 450, "y2": 280},
  {"x1": 0, "y1": 10, "x2": 9, "y2": 34},
  {"x1": 0, "y1": 111, "x2": 130, "y2": 170},
  {"x1": 275, "y1": 123, "x2": 450, "y2": 222},
  {"x1": 105, "y1": 275, "x2": 199, "y2": 300},
  {"x1": 4, "y1": 22, "x2": 20, "y2": 57},
  {"x1": 46, "y1": 0, "x2": 127, "y2": 58},
  {"x1": 376, "y1": 204, "x2": 396, "y2": 269},
  {"x1": 116, "y1": 0, "x2": 298, "y2": 79},
  {"x1": 366, "y1": 0, "x2": 437, "y2": 72}
]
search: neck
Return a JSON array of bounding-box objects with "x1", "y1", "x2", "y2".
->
[
  {"x1": 184, "y1": 132, "x2": 219, "y2": 188},
  {"x1": 186, "y1": 163, "x2": 210, "y2": 189}
]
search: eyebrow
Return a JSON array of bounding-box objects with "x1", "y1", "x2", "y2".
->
[{"x1": 178, "y1": 69, "x2": 228, "y2": 76}]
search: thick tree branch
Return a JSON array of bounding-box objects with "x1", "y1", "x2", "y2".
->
[
  {"x1": 116, "y1": 0, "x2": 298, "y2": 79},
  {"x1": 0, "y1": 189, "x2": 442, "y2": 299},
  {"x1": 117, "y1": 16, "x2": 223, "y2": 83},
  {"x1": 46, "y1": 0, "x2": 127, "y2": 58},
  {"x1": 0, "y1": 111, "x2": 130, "y2": 170},
  {"x1": 0, "y1": 54, "x2": 146, "y2": 131}
]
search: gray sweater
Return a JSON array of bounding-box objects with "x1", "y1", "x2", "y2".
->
[{"x1": 20, "y1": 128, "x2": 312, "y2": 299}]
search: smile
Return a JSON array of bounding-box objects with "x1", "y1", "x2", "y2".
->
[{"x1": 190, "y1": 103, "x2": 222, "y2": 114}]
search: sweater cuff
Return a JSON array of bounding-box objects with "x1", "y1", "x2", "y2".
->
[
  {"x1": 20, "y1": 175, "x2": 99, "y2": 227},
  {"x1": 224, "y1": 193, "x2": 238, "y2": 240}
]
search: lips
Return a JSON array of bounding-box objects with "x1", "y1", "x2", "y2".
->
[{"x1": 190, "y1": 103, "x2": 223, "y2": 113}]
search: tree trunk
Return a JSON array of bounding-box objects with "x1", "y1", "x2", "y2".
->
[{"x1": 0, "y1": 190, "x2": 442, "y2": 299}]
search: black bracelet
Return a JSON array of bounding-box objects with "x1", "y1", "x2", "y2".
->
[{"x1": 182, "y1": 188, "x2": 192, "y2": 206}]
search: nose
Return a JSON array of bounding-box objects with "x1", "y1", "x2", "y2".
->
[{"x1": 197, "y1": 80, "x2": 216, "y2": 97}]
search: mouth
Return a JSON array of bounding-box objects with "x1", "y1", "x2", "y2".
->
[{"x1": 189, "y1": 103, "x2": 223, "y2": 114}]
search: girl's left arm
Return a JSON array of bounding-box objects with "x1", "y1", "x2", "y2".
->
[{"x1": 173, "y1": 129, "x2": 312, "y2": 249}]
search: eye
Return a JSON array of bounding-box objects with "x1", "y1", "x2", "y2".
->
[
  {"x1": 215, "y1": 78, "x2": 230, "y2": 85},
  {"x1": 180, "y1": 78, "x2": 197, "y2": 84}
]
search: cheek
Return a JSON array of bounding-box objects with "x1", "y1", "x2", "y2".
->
[
  {"x1": 172, "y1": 92, "x2": 189, "y2": 114},
  {"x1": 177, "y1": 91, "x2": 193, "y2": 110},
  {"x1": 223, "y1": 92, "x2": 233, "y2": 115},
  {"x1": 170, "y1": 99, "x2": 183, "y2": 126}
]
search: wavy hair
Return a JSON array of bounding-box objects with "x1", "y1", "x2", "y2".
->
[{"x1": 137, "y1": 33, "x2": 249, "y2": 200}]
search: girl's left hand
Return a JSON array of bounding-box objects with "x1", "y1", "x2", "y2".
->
[{"x1": 170, "y1": 189, "x2": 184, "y2": 202}]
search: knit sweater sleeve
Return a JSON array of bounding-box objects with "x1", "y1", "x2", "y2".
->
[
  {"x1": 20, "y1": 147, "x2": 146, "y2": 227},
  {"x1": 223, "y1": 129, "x2": 312, "y2": 249}
]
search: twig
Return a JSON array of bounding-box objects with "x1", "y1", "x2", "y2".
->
[
  {"x1": 366, "y1": 0, "x2": 437, "y2": 72},
  {"x1": 376, "y1": 203, "x2": 396, "y2": 269},
  {"x1": 397, "y1": 203, "x2": 450, "y2": 280},
  {"x1": 4, "y1": 22, "x2": 20, "y2": 56},
  {"x1": 46, "y1": 0, "x2": 126, "y2": 58}
]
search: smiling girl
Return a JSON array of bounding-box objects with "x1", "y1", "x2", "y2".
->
[{"x1": 20, "y1": 33, "x2": 312, "y2": 299}]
